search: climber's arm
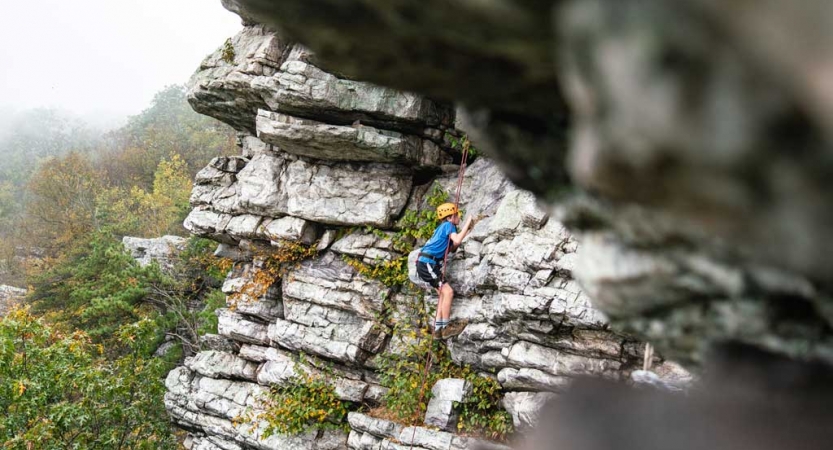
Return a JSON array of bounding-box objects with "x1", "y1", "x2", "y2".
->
[{"x1": 449, "y1": 216, "x2": 474, "y2": 248}]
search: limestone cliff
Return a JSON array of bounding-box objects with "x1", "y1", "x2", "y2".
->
[
  {"x1": 219, "y1": 0, "x2": 833, "y2": 369},
  {"x1": 164, "y1": 10, "x2": 681, "y2": 450}
]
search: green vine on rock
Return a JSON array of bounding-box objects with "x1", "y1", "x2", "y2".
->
[
  {"x1": 226, "y1": 240, "x2": 318, "y2": 311},
  {"x1": 343, "y1": 255, "x2": 409, "y2": 287},
  {"x1": 248, "y1": 354, "x2": 350, "y2": 437},
  {"x1": 446, "y1": 132, "x2": 479, "y2": 160},
  {"x1": 372, "y1": 294, "x2": 513, "y2": 441}
]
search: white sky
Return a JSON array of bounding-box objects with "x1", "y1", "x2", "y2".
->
[{"x1": 0, "y1": 0, "x2": 242, "y2": 121}]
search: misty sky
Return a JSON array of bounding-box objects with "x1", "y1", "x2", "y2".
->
[{"x1": 0, "y1": 0, "x2": 241, "y2": 123}]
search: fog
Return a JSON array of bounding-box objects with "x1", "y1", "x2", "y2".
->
[{"x1": 0, "y1": 0, "x2": 242, "y2": 128}]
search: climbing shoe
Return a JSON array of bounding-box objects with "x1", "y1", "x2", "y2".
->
[{"x1": 440, "y1": 319, "x2": 469, "y2": 339}]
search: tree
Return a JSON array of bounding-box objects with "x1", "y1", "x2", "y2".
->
[
  {"x1": 25, "y1": 152, "x2": 102, "y2": 251},
  {"x1": 99, "y1": 84, "x2": 236, "y2": 190},
  {"x1": 97, "y1": 154, "x2": 193, "y2": 238},
  {"x1": 0, "y1": 308, "x2": 177, "y2": 449},
  {"x1": 28, "y1": 231, "x2": 164, "y2": 345}
]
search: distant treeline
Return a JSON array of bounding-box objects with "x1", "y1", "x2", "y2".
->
[{"x1": 0, "y1": 84, "x2": 236, "y2": 285}]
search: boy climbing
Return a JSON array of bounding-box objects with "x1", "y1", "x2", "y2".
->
[{"x1": 416, "y1": 202, "x2": 475, "y2": 339}]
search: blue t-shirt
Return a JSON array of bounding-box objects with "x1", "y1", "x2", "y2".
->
[{"x1": 418, "y1": 221, "x2": 456, "y2": 264}]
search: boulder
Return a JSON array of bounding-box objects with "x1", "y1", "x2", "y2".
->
[
  {"x1": 423, "y1": 378, "x2": 471, "y2": 431},
  {"x1": 122, "y1": 235, "x2": 187, "y2": 271}
]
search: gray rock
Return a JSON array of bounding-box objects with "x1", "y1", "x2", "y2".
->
[
  {"x1": 222, "y1": 267, "x2": 283, "y2": 322},
  {"x1": 166, "y1": 366, "x2": 348, "y2": 449},
  {"x1": 331, "y1": 231, "x2": 398, "y2": 264},
  {"x1": 347, "y1": 412, "x2": 404, "y2": 441},
  {"x1": 502, "y1": 391, "x2": 557, "y2": 431},
  {"x1": 424, "y1": 379, "x2": 471, "y2": 431},
  {"x1": 630, "y1": 370, "x2": 685, "y2": 392},
  {"x1": 262, "y1": 215, "x2": 320, "y2": 245},
  {"x1": 397, "y1": 426, "x2": 454, "y2": 450},
  {"x1": 216, "y1": 152, "x2": 414, "y2": 228},
  {"x1": 186, "y1": 351, "x2": 259, "y2": 381},
  {"x1": 188, "y1": 25, "x2": 286, "y2": 133},
  {"x1": 257, "y1": 110, "x2": 449, "y2": 166},
  {"x1": 253, "y1": 57, "x2": 453, "y2": 134},
  {"x1": 267, "y1": 317, "x2": 366, "y2": 365},
  {"x1": 237, "y1": 344, "x2": 271, "y2": 362},
  {"x1": 280, "y1": 158, "x2": 412, "y2": 228},
  {"x1": 122, "y1": 235, "x2": 187, "y2": 271},
  {"x1": 240, "y1": 134, "x2": 277, "y2": 158},
  {"x1": 505, "y1": 341, "x2": 621, "y2": 378},
  {"x1": 0, "y1": 285, "x2": 26, "y2": 316},
  {"x1": 218, "y1": 0, "x2": 559, "y2": 118},
  {"x1": 184, "y1": 208, "x2": 236, "y2": 244},
  {"x1": 253, "y1": 347, "x2": 370, "y2": 402},
  {"x1": 188, "y1": 435, "x2": 244, "y2": 450},
  {"x1": 235, "y1": 153, "x2": 285, "y2": 216},
  {"x1": 497, "y1": 367, "x2": 571, "y2": 392},
  {"x1": 224, "y1": 215, "x2": 264, "y2": 239},
  {"x1": 214, "y1": 244, "x2": 252, "y2": 261},
  {"x1": 317, "y1": 229, "x2": 339, "y2": 251},
  {"x1": 199, "y1": 334, "x2": 241, "y2": 354},
  {"x1": 283, "y1": 252, "x2": 389, "y2": 320},
  {"x1": 216, "y1": 309, "x2": 270, "y2": 345},
  {"x1": 363, "y1": 384, "x2": 388, "y2": 405}
]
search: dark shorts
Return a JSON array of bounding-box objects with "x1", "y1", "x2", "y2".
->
[{"x1": 416, "y1": 260, "x2": 445, "y2": 289}]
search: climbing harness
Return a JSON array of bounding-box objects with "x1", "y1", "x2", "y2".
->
[{"x1": 407, "y1": 139, "x2": 471, "y2": 449}]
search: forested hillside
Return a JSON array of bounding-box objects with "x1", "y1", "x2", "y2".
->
[
  {"x1": 0, "y1": 85, "x2": 236, "y2": 285},
  {"x1": 0, "y1": 84, "x2": 236, "y2": 448}
]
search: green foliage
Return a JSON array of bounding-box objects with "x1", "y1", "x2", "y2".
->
[
  {"x1": 26, "y1": 151, "x2": 103, "y2": 250},
  {"x1": 102, "y1": 84, "x2": 236, "y2": 190},
  {"x1": 343, "y1": 255, "x2": 409, "y2": 287},
  {"x1": 196, "y1": 289, "x2": 227, "y2": 336},
  {"x1": 0, "y1": 181, "x2": 16, "y2": 220},
  {"x1": 391, "y1": 182, "x2": 448, "y2": 253},
  {"x1": 457, "y1": 372, "x2": 513, "y2": 439},
  {"x1": 375, "y1": 295, "x2": 513, "y2": 441},
  {"x1": 0, "y1": 308, "x2": 177, "y2": 449},
  {"x1": 262, "y1": 240, "x2": 320, "y2": 276},
  {"x1": 96, "y1": 154, "x2": 193, "y2": 237},
  {"x1": 446, "y1": 132, "x2": 479, "y2": 159},
  {"x1": 28, "y1": 231, "x2": 164, "y2": 348},
  {"x1": 0, "y1": 84, "x2": 240, "y2": 446},
  {"x1": 132, "y1": 235, "x2": 233, "y2": 354},
  {"x1": 222, "y1": 38, "x2": 236, "y2": 64},
  {"x1": 179, "y1": 236, "x2": 232, "y2": 287},
  {"x1": 253, "y1": 356, "x2": 349, "y2": 437}
]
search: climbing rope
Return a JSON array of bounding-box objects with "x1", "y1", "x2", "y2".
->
[{"x1": 407, "y1": 138, "x2": 471, "y2": 449}]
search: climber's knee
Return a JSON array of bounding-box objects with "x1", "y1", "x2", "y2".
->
[{"x1": 441, "y1": 283, "x2": 454, "y2": 297}]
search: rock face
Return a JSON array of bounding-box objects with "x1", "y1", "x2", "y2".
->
[
  {"x1": 168, "y1": 7, "x2": 675, "y2": 449},
  {"x1": 215, "y1": 0, "x2": 833, "y2": 368}
]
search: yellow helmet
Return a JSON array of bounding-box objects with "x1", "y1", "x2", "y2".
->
[{"x1": 436, "y1": 203, "x2": 458, "y2": 220}]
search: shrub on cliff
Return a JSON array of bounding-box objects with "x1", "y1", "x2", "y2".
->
[{"x1": 27, "y1": 231, "x2": 164, "y2": 349}]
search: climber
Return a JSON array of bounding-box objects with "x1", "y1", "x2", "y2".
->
[{"x1": 416, "y1": 202, "x2": 475, "y2": 339}]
